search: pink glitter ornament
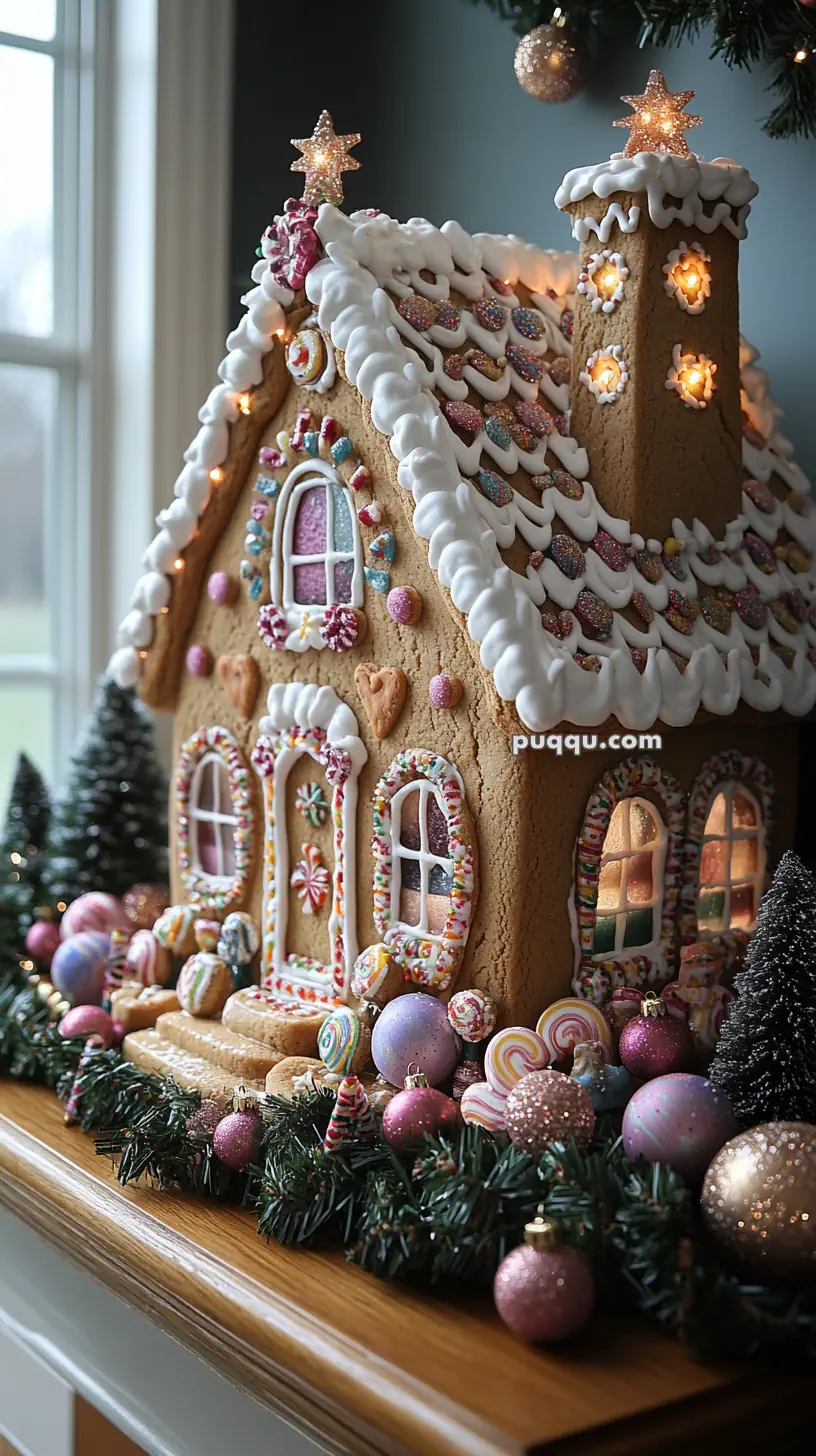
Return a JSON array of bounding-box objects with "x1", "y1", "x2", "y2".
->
[
  {"x1": 60, "y1": 893, "x2": 129, "y2": 941},
  {"x1": 494, "y1": 1213, "x2": 595, "y2": 1343},
  {"x1": 185, "y1": 644, "x2": 212, "y2": 677},
  {"x1": 619, "y1": 993, "x2": 693, "y2": 1080},
  {"x1": 212, "y1": 1085, "x2": 263, "y2": 1171},
  {"x1": 387, "y1": 586, "x2": 422, "y2": 625},
  {"x1": 186, "y1": 1099, "x2": 224, "y2": 1143},
  {"x1": 25, "y1": 919, "x2": 61, "y2": 967},
  {"x1": 59, "y1": 1004, "x2": 115, "y2": 1049},
  {"x1": 622, "y1": 1074, "x2": 739, "y2": 1184},
  {"x1": 382, "y1": 1071, "x2": 459, "y2": 1152},
  {"x1": 429, "y1": 673, "x2": 463, "y2": 709},
  {"x1": 505, "y1": 1070, "x2": 595, "y2": 1156},
  {"x1": 207, "y1": 570, "x2": 236, "y2": 606}
]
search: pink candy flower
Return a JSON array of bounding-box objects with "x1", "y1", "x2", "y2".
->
[
  {"x1": 290, "y1": 843, "x2": 330, "y2": 915},
  {"x1": 260, "y1": 199, "x2": 321, "y2": 292},
  {"x1": 257, "y1": 603, "x2": 288, "y2": 650}
]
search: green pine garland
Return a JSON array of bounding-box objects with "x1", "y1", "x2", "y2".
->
[
  {"x1": 2, "y1": 957, "x2": 816, "y2": 1363},
  {"x1": 465, "y1": 0, "x2": 816, "y2": 139}
]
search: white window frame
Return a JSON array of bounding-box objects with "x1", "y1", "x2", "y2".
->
[
  {"x1": 271, "y1": 459, "x2": 364, "y2": 651},
  {"x1": 593, "y1": 795, "x2": 667, "y2": 958},
  {"x1": 391, "y1": 780, "x2": 454, "y2": 942},
  {"x1": 697, "y1": 781, "x2": 766, "y2": 932},
  {"x1": 189, "y1": 751, "x2": 238, "y2": 888}
]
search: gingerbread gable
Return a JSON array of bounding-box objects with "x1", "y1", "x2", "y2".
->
[{"x1": 109, "y1": 192, "x2": 816, "y2": 732}]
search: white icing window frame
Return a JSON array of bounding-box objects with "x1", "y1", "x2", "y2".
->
[
  {"x1": 697, "y1": 781, "x2": 766, "y2": 934},
  {"x1": 189, "y1": 751, "x2": 239, "y2": 888},
  {"x1": 271, "y1": 458, "x2": 363, "y2": 652},
  {"x1": 391, "y1": 781, "x2": 454, "y2": 941},
  {"x1": 592, "y1": 796, "x2": 668, "y2": 962}
]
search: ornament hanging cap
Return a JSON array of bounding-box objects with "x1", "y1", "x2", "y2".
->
[
  {"x1": 403, "y1": 1064, "x2": 429, "y2": 1091},
  {"x1": 524, "y1": 1206, "x2": 558, "y2": 1251},
  {"x1": 290, "y1": 110, "x2": 361, "y2": 207},
  {"x1": 232, "y1": 1080, "x2": 259, "y2": 1114},
  {"x1": 641, "y1": 992, "x2": 666, "y2": 1019}
]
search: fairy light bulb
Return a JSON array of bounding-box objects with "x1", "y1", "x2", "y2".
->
[
  {"x1": 209, "y1": 467, "x2": 224, "y2": 485},
  {"x1": 238, "y1": 393, "x2": 251, "y2": 415},
  {"x1": 794, "y1": 49, "x2": 808, "y2": 64},
  {"x1": 174, "y1": 557, "x2": 184, "y2": 571}
]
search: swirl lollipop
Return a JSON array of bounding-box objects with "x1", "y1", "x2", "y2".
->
[
  {"x1": 448, "y1": 988, "x2": 497, "y2": 1099},
  {"x1": 536, "y1": 998, "x2": 613, "y2": 1065},
  {"x1": 461, "y1": 1026, "x2": 549, "y2": 1132},
  {"x1": 317, "y1": 1006, "x2": 371, "y2": 1079}
]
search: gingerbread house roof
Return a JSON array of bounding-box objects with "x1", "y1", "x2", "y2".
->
[{"x1": 109, "y1": 197, "x2": 816, "y2": 732}]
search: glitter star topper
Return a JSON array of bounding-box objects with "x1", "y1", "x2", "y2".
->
[
  {"x1": 613, "y1": 70, "x2": 702, "y2": 159},
  {"x1": 290, "y1": 111, "x2": 361, "y2": 207}
]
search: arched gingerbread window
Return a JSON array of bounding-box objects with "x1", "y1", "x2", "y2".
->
[
  {"x1": 175, "y1": 726, "x2": 254, "y2": 912},
  {"x1": 572, "y1": 758, "x2": 686, "y2": 1005},
  {"x1": 372, "y1": 750, "x2": 477, "y2": 994},
  {"x1": 680, "y1": 752, "x2": 773, "y2": 942},
  {"x1": 271, "y1": 459, "x2": 363, "y2": 650}
]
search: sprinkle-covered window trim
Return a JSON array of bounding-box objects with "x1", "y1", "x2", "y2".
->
[
  {"x1": 679, "y1": 750, "x2": 773, "y2": 943},
  {"x1": 176, "y1": 726, "x2": 253, "y2": 913},
  {"x1": 372, "y1": 749, "x2": 476, "y2": 993},
  {"x1": 571, "y1": 757, "x2": 686, "y2": 1006},
  {"x1": 271, "y1": 458, "x2": 363, "y2": 651}
]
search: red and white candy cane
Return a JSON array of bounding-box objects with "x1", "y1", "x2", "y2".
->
[{"x1": 63, "y1": 1035, "x2": 104, "y2": 1126}]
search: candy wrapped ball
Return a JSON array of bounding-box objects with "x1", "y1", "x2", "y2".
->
[
  {"x1": 25, "y1": 919, "x2": 61, "y2": 968},
  {"x1": 60, "y1": 893, "x2": 129, "y2": 941},
  {"x1": 176, "y1": 953, "x2": 233, "y2": 1018},
  {"x1": 623, "y1": 1073, "x2": 740, "y2": 1184},
  {"x1": 318, "y1": 1007, "x2": 372, "y2": 1076},
  {"x1": 124, "y1": 929, "x2": 172, "y2": 987},
  {"x1": 51, "y1": 931, "x2": 110, "y2": 1007},
  {"x1": 371, "y1": 993, "x2": 459, "y2": 1087},
  {"x1": 447, "y1": 988, "x2": 497, "y2": 1044}
]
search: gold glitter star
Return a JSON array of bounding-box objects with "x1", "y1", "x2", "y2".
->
[
  {"x1": 290, "y1": 111, "x2": 361, "y2": 207},
  {"x1": 613, "y1": 70, "x2": 702, "y2": 159}
]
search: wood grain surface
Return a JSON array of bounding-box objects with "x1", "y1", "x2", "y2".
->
[{"x1": 0, "y1": 1081, "x2": 808, "y2": 1456}]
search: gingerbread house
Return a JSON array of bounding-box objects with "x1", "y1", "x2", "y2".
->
[{"x1": 108, "y1": 92, "x2": 813, "y2": 1053}]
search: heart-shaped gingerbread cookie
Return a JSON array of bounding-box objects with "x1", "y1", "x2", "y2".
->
[
  {"x1": 354, "y1": 662, "x2": 407, "y2": 740},
  {"x1": 216, "y1": 654, "x2": 259, "y2": 719}
]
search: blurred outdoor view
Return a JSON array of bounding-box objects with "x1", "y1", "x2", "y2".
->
[{"x1": 0, "y1": 0, "x2": 57, "y2": 808}]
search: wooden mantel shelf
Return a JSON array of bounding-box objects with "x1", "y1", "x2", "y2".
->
[{"x1": 0, "y1": 1083, "x2": 808, "y2": 1456}]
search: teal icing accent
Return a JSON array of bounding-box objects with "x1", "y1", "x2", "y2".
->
[
  {"x1": 364, "y1": 566, "x2": 391, "y2": 594},
  {"x1": 331, "y1": 435, "x2": 353, "y2": 464},
  {"x1": 369, "y1": 530, "x2": 396, "y2": 563}
]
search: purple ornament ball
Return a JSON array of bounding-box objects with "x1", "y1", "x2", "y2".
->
[
  {"x1": 622, "y1": 1073, "x2": 740, "y2": 1184},
  {"x1": 25, "y1": 919, "x2": 61, "y2": 967},
  {"x1": 51, "y1": 931, "x2": 109, "y2": 1007},
  {"x1": 494, "y1": 1242, "x2": 595, "y2": 1342},
  {"x1": 382, "y1": 1085, "x2": 459, "y2": 1152},
  {"x1": 213, "y1": 1109, "x2": 263, "y2": 1171},
  {"x1": 371, "y1": 993, "x2": 459, "y2": 1086},
  {"x1": 619, "y1": 1003, "x2": 692, "y2": 1079},
  {"x1": 59, "y1": 1004, "x2": 115, "y2": 1049}
]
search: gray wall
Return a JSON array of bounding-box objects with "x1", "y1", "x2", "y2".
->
[{"x1": 232, "y1": 0, "x2": 815, "y2": 478}]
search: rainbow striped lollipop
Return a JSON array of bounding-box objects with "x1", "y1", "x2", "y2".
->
[{"x1": 536, "y1": 998, "x2": 613, "y2": 1064}]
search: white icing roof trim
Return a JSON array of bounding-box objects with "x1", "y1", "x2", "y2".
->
[{"x1": 555, "y1": 152, "x2": 758, "y2": 241}]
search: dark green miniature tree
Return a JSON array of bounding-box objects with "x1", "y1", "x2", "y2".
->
[
  {"x1": 43, "y1": 677, "x2": 168, "y2": 905},
  {"x1": 0, "y1": 752, "x2": 52, "y2": 952},
  {"x1": 709, "y1": 851, "x2": 816, "y2": 1126}
]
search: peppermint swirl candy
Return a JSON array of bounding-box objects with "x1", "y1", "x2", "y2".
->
[
  {"x1": 484, "y1": 1026, "x2": 549, "y2": 1095},
  {"x1": 217, "y1": 911, "x2": 260, "y2": 967},
  {"x1": 535, "y1": 997, "x2": 613, "y2": 1063},
  {"x1": 317, "y1": 1006, "x2": 361, "y2": 1074},
  {"x1": 447, "y1": 988, "x2": 497, "y2": 1044},
  {"x1": 460, "y1": 1080, "x2": 507, "y2": 1131}
]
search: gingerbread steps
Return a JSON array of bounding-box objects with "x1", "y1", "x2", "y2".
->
[
  {"x1": 122, "y1": 1027, "x2": 264, "y2": 1107},
  {"x1": 156, "y1": 1011, "x2": 284, "y2": 1082},
  {"x1": 221, "y1": 987, "x2": 330, "y2": 1057}
]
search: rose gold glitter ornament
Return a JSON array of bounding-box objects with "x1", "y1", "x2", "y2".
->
[
  {"x1": 123, "y1": 883, "x2": 170, "y2": 931},
  {"x1": 493, "y1": 1209, "x2": 595, "y2": 1342},
  {"x1": 701, "y1": 1122, "x2": 816, "y2": 1281},
  {"x1": 514, "y1": 23, "x2": 589, "y2": 104},
  {"x1": 505, "y1": 1069, "x2": 595, "y2": 1156}
]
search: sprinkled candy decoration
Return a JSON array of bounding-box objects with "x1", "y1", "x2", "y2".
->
[
  {"x1": 590, "y1": 531, "x2": 629, "y2": 573},
  {"x1": 186, "y1": 645, "x2": 212, "y2": 677},
  {"x1": 550, "y1": 534, "x2": 585, "y2": 581},
  {"x1": 318, "y1": 1006, "x2": 371, "y2": 1077},
  {"x1": 549, "y1": 356, "x2": 571, "y2": 387},
  {"x1": 285, "y1": 329, "x2": 327, "y2": 385},
  {"x1": 484, "y1": 414, "x2": 512, "y2": 451},
  {"x1": 435, "y1": 301, "x2": 460, "y2": 331},
  {"x1": 260, "y1": 197, "x2": 320, "y2": 291},
  {"x1": 207, "y1": 571, "x2": 236, "y2": 606},
  {"x1": 323, "y1": 1075, "x2": 370, "y2": 1153},
  {"x1": 506, "y1": 344, "x2": 544, "y2": 383},
  {"x1": 514, "y1": 399, "x2": 553, "y2": 438},
  {"x1": 51, "y1": 932, "x2": 110, "y2": 1008},
  {"x1": 397, "y1": 294, "x2": 437, "y2": 332},
  {"x1": 177, "y1": 953, "x2": 233, "y2": 1018},
  {"x1": 295, "y1": 781, "x2": 329, "y2": 827},
  {"x1": 153, "y1": 903, "x2": 198, "y2": 959},
  {"x1": 473, "y1": 297, "x2": 506, "y2": 332},
  {"x1": 475, "y1": 469, "x2": 514, "y2": 508},
  {"x1": 573, "y1": 589, "x2": 613, "y2": 641},
  {"x1": 443, "y1": 400, "x2": 484, "y2": 437},
  {"x1": 448, "y1": 988, "x2": 497, "y2": 1044},
  {"x1": 257, "y1": 603, "x2": 288, "y2": 651},
  {"x1": 194, "y1": 918, "x2": 222, "y2": 953},
  {"x1": 105, "y1": 926, "x2": 131, "y2": 997},
  {"x1": 290, "y1": 842, "x2": 330, "y2": 915},
  {"x1": 60, "y1": 893, "x2": 129, "y2": 941},
  {"x1": 429, "y1": 673, "x2": 463, "y2": 709},
  {"x1": 387, "y1": 586, "x2": 422, "y2": 626},
  {"x1": 320, "y1": 603, "x2": 362, "y2": 652},
  {"x1": 535, "y1": 998, "x2": 613, "y2": 1065},
  {"x1": 484, "y1": 1026, "x2": 549, "y2": 1096},
  {"x1": 125, "y1": 929, "x2": 172, "y2": 987},
  {"x1": 462, "y1": 348, "x2": 505, "y2": 382},
  {"x1": 351, "y1": 942, "x2": 404, "y2": 1007},
  {"x1": 511, "y1": 306, "x2": 546, "y2": 341},
  {"x1": 551, "y1": 470, "x2": 584, "y2": 501}
]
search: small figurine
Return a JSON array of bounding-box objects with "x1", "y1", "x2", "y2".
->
[{"x1": 570, "y1": 1040, "x2": 631, "y2": 1112}]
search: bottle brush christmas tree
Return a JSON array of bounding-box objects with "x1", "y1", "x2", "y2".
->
[
  {"x1": 0, "y1": 752, "x2": 52, "y2": 953},
  {"x1": 709, "y1": 850, "x2": 816, "y2": 1126},
  {"x1": 43, "y1": 677, "x2": 168, "y2": 905}
]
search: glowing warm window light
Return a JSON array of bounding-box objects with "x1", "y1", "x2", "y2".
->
[
  {"x1": 663, "y1": 241, "x2": 711, "y2": 315},
  {"x1": 665, "y1": 345, "x2": 716, "y2": 409},
  {"x1": 577, "y1": 249, "x2": 629, "y2": 315},
  {"x1": 580, "y1": 344, "x2": 629, "y2": 404}
]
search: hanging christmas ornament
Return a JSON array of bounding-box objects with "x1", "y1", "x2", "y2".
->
[
  {"x1": 381, "y1": 1069, "x2": 459, "y2": 1152},
  {"x1": 447, "y1": 987, "x2": 496, "y2": 1101},
  {"x1": 513, "y1": 13, "x2": 589, "y2": 105},
  {"x1": 371, "y1": 992, "x2": 459, "y2": 1087},
  {"x1": 212, "y1": 1084, "x2": 263, "y2": 1171},
  {"x1": 614, "y1": 70, "x2": 702, "y2": 159},
  {"x1": 701, "y1": 1122, "x2": 816, "y2": 1280},
  {"x1": 618, "y1": 992, "x2": 693, "y2": 1080},
  {"x1": 186, "y1": 1098, "x2": 224, "y2": 1144},
  {"x1": 59, "y1": 1004, "x2": 115, "y2": 1050},
  {"x1": 493, "y1": 1209, "x2": 595, "y2": 1342},
  {"x1": 25, "y1": 918, "x2": 61, "y2": 968},
  {"x1": 505, "y1": 1069, "x2": 595, "y2": 1156},
  {"x1": 622, "y1": 1073, "x2": 739, "y2": 1184}
]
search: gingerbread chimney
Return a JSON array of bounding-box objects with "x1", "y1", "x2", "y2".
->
[{"x1": 555, "y1": 72, "x2": 758, "y2": 542}]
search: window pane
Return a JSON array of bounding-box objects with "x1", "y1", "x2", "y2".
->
[
  {"x1": 333, "y1": 559, "x2": 354, "y2": 603},
  {"x1": 400, "y1": 857, "x2": 421, "y2": 892},
  {"x1": 0, "y1": 363, "x2": 54, "y2": 655},
  {"x1": 626, "y1": 851, "x2": 653, "y2": 905},
  {"x1": 700, "y1": 838, "x2": 728, "y2": 886},
  {"x1": 732, "y1": 790, "x2": 758, "y2": 829},
  {"x1": 399, "y1": 790, "x2": 421, "y2": 850},
  {"x1": 697, "y1": 888, "x2": 726, "y2": 932},
  {"x1": 630, "y1": 800, "x2": 657, "y2": 848},
  {"x1": 604, "y1": 801, "x2": 626, "y2": 854},
  {"x1": 427, "y1": 894, "x2": 448, "y2": 935},
  {"x1": 220, "y1": 822, "x2": 235, "y2": 878},
  {"x1": 426, "y1": 793, "x2": 449, "y2": 857},
  {"x1": 198, "y1": 761, "x2": 216, "y2": 812},
  {"x1": 623, "y1": 906, "x2": 653, "y2": 948},
  {"x1": 731, "y1": 837, "x2": 759, "y2": 879},
  {"x1": 399, "y1": 887, "x2": 421, "y2": 927},
  {"x1": 293, "y1": 486, "x2": 327, "y2": 553},
  {"x1": 705, "y1": 792, "x2": 727, "y2": 836},
  {"x1": 331, "y1": 484, "x2": 354, "y2": 552},
  {"x1": 428, "y1": 863, "x2": 452, "y2": 896},
  {"x1": 593, "y1": 915, "x2": 616, "y2": 955},
  {"x1": 730, "y1": 883, "x2": 757, "y2": 929},
  {"x1": 0, "y1": 46, "x2": 53, "y2": 336},
  {"x1": 597, "y1": 857, "x2": 621, "y2": 910},
  {"x1": 197, "y1": 820, "x2": 218, "y2": 876},
  {"x1": 0, "y1": 1, "x2": 56, "y2": 39},
  {"x1": 0, "y1": 682, "x2": 52, "y2": 808}
]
